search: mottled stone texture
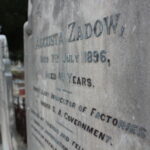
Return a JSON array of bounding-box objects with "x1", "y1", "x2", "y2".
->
[
  {"x1": 0, "y1": 35, "x2": 15, "y2": 150},
  {"x1": 24, "y1": 0, "x2": 150, "y2": 150}
]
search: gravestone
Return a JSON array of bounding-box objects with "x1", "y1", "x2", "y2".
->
[
  {"x1": 24, "y1": 0, "x2": 150, "y2": 150},
  {"x1": 0, "y1": 35, "x2": 16, "y2": 150}
]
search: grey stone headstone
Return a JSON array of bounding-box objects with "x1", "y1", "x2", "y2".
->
[
  {"x1": 0, "y1": 35, "x2": 16, "y2": 150},
  {"x1": 24, "y1": 0, "x2": 150, "y2": 150}
]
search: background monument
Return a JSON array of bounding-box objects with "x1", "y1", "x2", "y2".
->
[{"x1": 0, "y1": 35, "x2": 16, "y2": 150}]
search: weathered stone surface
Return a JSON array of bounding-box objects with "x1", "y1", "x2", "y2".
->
[
  {"x1": 24, "y1": 0, "x2": 150, "y2": 150},
  {"x1": 0, "y1": 35, "x2": 16, "y2": 150}
]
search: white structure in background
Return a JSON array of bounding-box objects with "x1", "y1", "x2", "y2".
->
[
  {"x1": 11, "y1": 61, "x2": 26, "y2": 113},
  {"x1": 11, "y1": 61, "x2": 24, "y2": 73},
  {"x1": 11, "y1": 61, "x2": 25, "y2": 105},
  {"x1": 0, "y1": 35, "x2": 17, "y2": 150}
]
